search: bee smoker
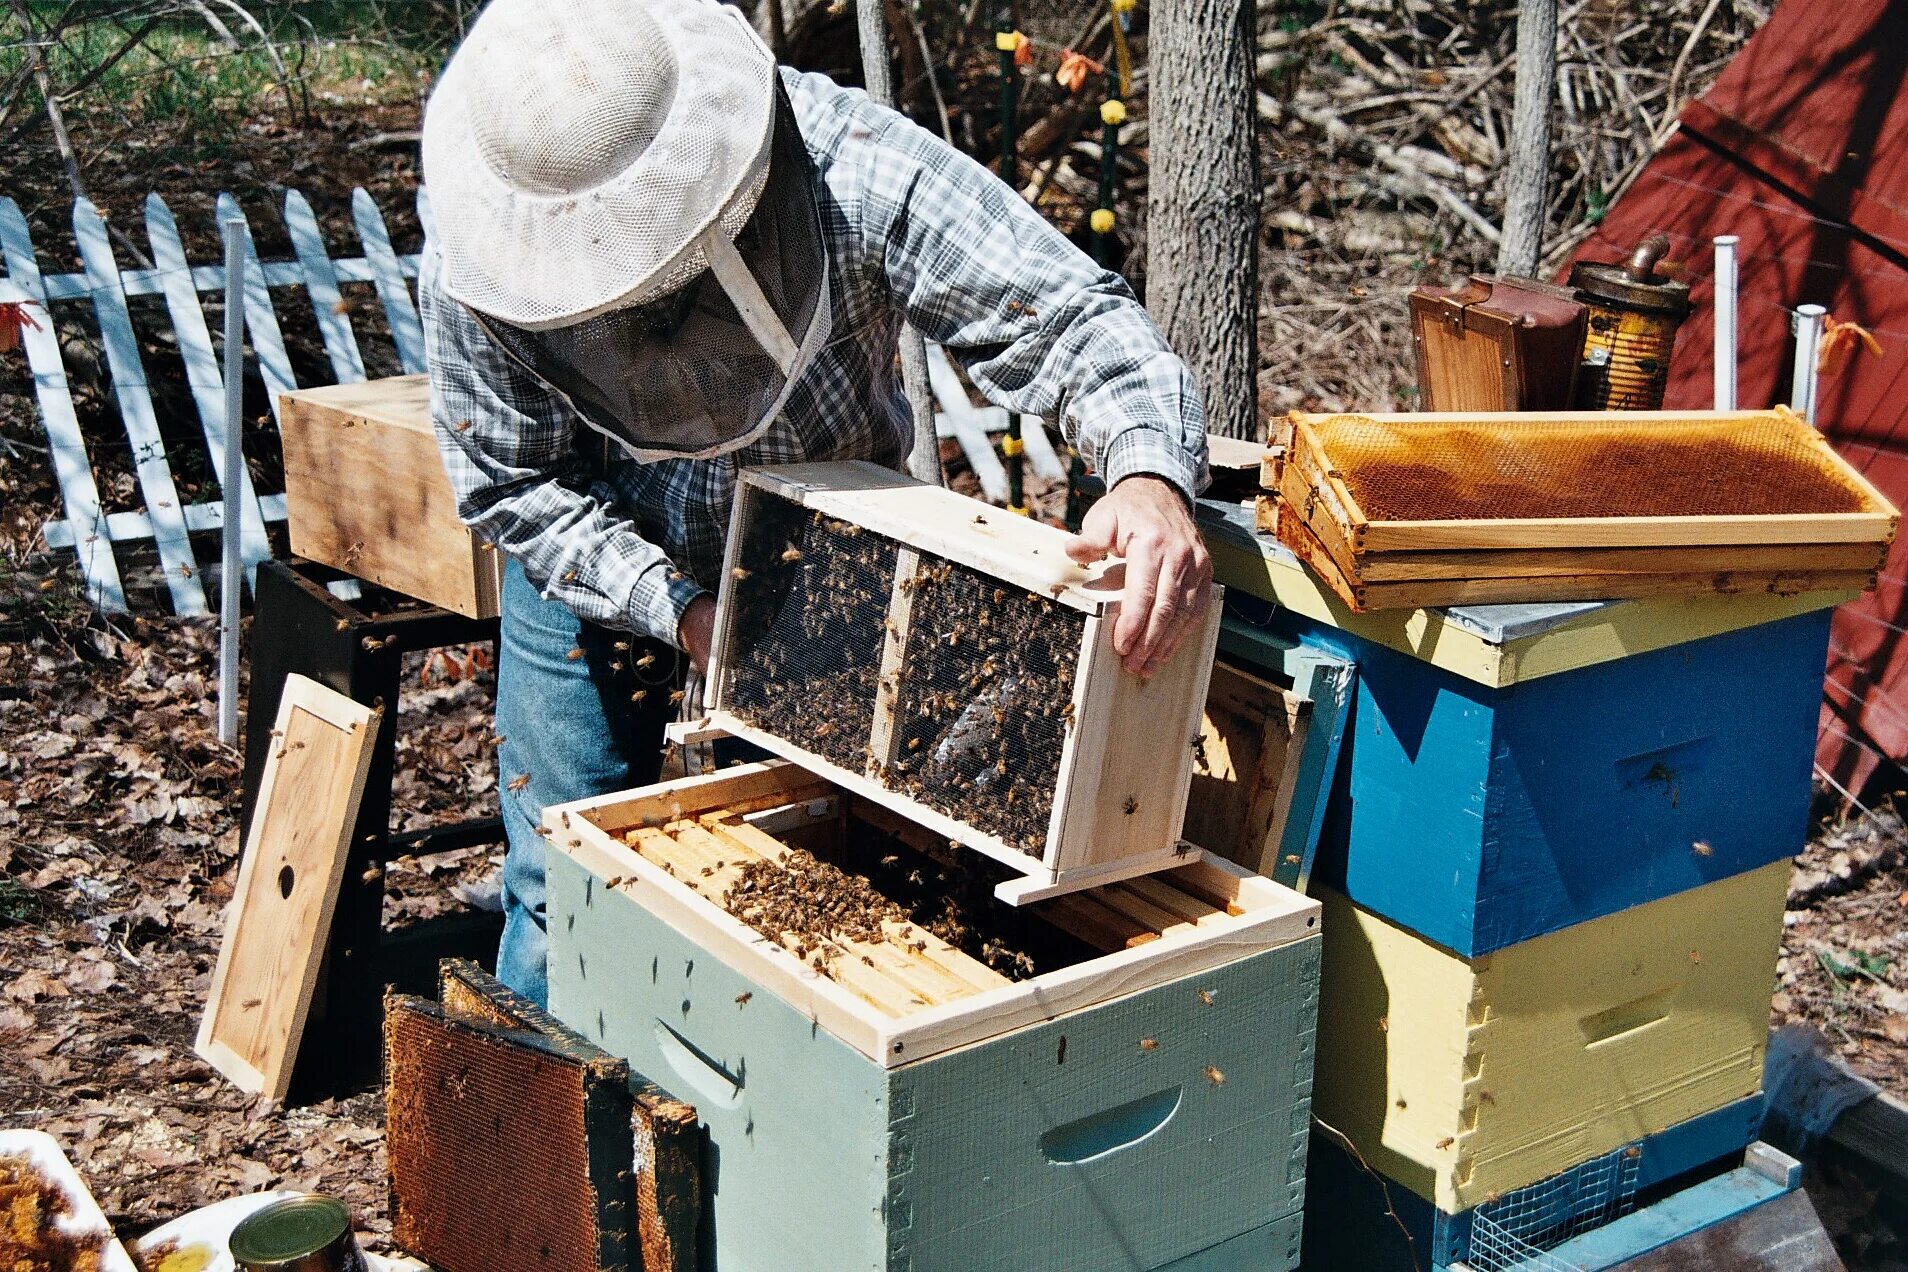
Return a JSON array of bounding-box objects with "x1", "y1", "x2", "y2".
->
[{"x1": 1569, "y1": 232, "x2": 1691, "y2": 410}]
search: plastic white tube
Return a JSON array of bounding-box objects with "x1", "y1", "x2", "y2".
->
[
  {"x1": 1713, "y1": 235, "x2": 1739, "y2": 411},
  {"x1": 1792, "y1": 303, "x2": 1827, "y2": 427}
]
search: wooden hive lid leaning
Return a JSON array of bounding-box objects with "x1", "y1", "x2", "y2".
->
[
  {"x1": 705, "y1": 461, "x2": 1224, "y2": 904},
  {"x1": 1260, "y1": 407, "x2": 1898, "y2": 611}
]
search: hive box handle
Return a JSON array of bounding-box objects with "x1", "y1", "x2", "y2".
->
[
  {"x1": 654, "y1": 1020, "x2": 746, "y2": 1110},
  {"x1": 1039, "y1": 1087, "x2": 1182, "y2": 1165}
]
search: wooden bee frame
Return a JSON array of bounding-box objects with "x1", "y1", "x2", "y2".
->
[
  {"x1": 705, "y1": 462, "x2": 1222, "y2": 904},
  {"x1": 1260, "y1": 408, "x2": 1898, "y2": 611}
]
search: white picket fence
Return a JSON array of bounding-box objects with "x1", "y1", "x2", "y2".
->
[
  {"x1": 0, "y1": 186, "x2": 1061, "y2": 615},
  {"x1": 0, "y1": 187, "x2": 432, "y2": 614}
]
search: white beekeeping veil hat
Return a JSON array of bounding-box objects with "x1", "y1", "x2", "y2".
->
[{"x1": 423, "y1": 0, "x2": 833, "y2": 462}]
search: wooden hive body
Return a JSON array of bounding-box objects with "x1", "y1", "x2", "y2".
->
[
  {"x1": 1309, "y1": 863, "x2": 1788, "y2": 1214},
  {"x1": 278, "y1": 375, "x2": 503, "y2": 617},
  {"x1": 1205, "y1": 501, "x2": 1834, "y2": 955},
  {"x1": 707, "y1": 461, "x2": 1223, "y2": 903},
  {"x1": 543, "y1": 762, "x2": 1320, "y2": 1272},
  {"x1": 1259, "y1": 408, "x2": 1897, "y2": 611},
  {"x1": 1303, "y1": 1094, "x2": 1769, "y2": 1271}
]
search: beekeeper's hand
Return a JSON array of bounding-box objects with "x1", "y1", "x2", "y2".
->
[{"x1": 1063, "y1": 475, "x2": 1212, "y2": 676}]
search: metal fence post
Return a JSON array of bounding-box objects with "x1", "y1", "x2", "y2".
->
[{"x1": 219, "y1": 217, "x2": 246, "y2": 746}]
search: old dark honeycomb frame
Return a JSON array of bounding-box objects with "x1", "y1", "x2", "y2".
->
[{"x1": 705, "y1": 462, "x2": 1222, "y2": 904}]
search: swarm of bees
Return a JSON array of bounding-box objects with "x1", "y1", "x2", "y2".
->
[{"x1": 717, "y1": 488, "x2": 1090, "y2": 856}]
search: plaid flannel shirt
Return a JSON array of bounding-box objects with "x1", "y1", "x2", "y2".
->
[{"x1": 420, "y1": 67, "x2": 1209, "y2": 647}]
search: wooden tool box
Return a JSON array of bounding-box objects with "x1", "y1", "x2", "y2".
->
[
  {"x1": 1408, "y1": 275, "x2": 1587, "y2": 411},
  {"x1": 278, "y1": 375, "x2": 504, "y2": 617},
  {"x1": 1261, "y1": 407, "x2": 1897, "y2": 611},
  {"x1": 1309, "y1": 862, "x2": 1788, "y2": 1214},
  {"x1": 1201, "y1": 498, "x2": 1841, "y2": 957},
  {"x1": 705, "y1": 461, "x2": 1223, "y2": 903},
  {"x1": 543, "y1": 760, "x2": 1320, "y2": 1272}
]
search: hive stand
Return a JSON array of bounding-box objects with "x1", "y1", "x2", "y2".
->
[
  {"x1": 240, "y1": 558, "x2": 504, "y2": 1099},
  {"x1": 1302, "y1": 1095, "x2": 1816, "y2": 1271}
]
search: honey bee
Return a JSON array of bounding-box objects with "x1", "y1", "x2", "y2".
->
[
  {"x1": 507, "y1": 773, "x2": 531, "y2": 792},
  {"x1": 636, "y1": 652, "x2": 656, "y2": 669},
  {"x1": 1434, "y1": 1137, "x2": 1455, "y2": 1151},
  {"x1": 1122, "y1": 796, "x2": 1139, "y2": 815},
  {"x1": 1197, "y1": 989, "x2": 1216, "y2": 1006},
  {"x1": 631, "y1": 689, "x2": 648, "y2": 703},
  {"x1": 1139, "y1": 1037, "x2": 1159, "y2": 1052},
  {"x1": 669, "y1": 690, "x2": 685, "y2": 705},
  {"x1": 781, "y1": 545, "x2": 804, "y2": 562},
  {"x1": 735, "y1": 992, "x2": 753, "y2": 1005},
  {"x1": 1205, "y1": 1066, "x2": 1226, "y2": 1086},
  {"x1": 732, "y1": 566, "x2": 751, "y2": 581}
]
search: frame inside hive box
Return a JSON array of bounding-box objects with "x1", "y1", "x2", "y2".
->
[
  {"x1": 279, "y1": 375, "x2": 504, "y2": 617},
  {"x1": 1259, "y1": 408, "x2": 1898, "y2": 611},
  {"x1": 705, "y1": 461, "x2": 1223, "y2": 904},
  {"x1": 543, "y1": 759, "x2": 1317, "y2": 1069}
]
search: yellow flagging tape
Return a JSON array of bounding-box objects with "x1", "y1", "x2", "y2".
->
[
  {"x1": 1090, "y1": 208, "x2": 1117, "y2": 233},
  {"x1": 996, "y1": 29, "x2": 1023, "y2": 51},
  {"x1": 1002, "y1": 435, "x2": 1025, "y2": 457},
  {"x1": 1101, "y1": 99, "x2": 1127, "y2": 126}
]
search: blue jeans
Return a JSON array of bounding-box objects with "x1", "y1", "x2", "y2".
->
[{"x1": 494, "y1": 558, "x2": 678, "y2": 1006}]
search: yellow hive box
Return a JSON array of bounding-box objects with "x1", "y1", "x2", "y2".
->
[{"x1": 1311, "y1": 861, "x2": 1788, "y2": 1212}]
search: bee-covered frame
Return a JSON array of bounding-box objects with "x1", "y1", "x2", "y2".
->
[{"x1": 704, "y1": 462, "x2": 1223, "y2": 904}]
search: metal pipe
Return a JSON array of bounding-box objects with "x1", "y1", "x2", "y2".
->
[
  {"x1": 1792, "y1": 302, "x2": 1827, "y2": 426},
  {"x1": 1712, "y1": 235, "x2": 1738, "y2": 411},
  {"x1": 855, "y1": 0, "x2": 944, "y2": 485},
  {"x1": 218, "y1": 217, "x2": 246, "y2": 746},
  {"x1": 996, "y1": 2, "x2": 1026, "y2": 512}
]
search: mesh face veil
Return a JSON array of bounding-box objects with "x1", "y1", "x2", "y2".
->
[{"x1": 474, "y1": 88, "x2": 832, "y2": 463}]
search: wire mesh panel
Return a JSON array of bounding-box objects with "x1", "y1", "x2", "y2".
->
[
  {"x1": 707, "y1": 462, "x2": 1222, "y2": 902},
  {"x1": 721, "y1": 498, "x2": 900, "y2": 776},
  {"x1": 1303, "y1": 411, "x2": 1880, "y2": 523},
  {"x1": 1465, "y1": 1143, "x2": 1642, "y2": 1272},
  {"x1": 886, "y1": 555, "x2": 1082, "y2": 856}
]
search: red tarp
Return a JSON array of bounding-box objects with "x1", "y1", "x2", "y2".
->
[{"x1": 1565, "y1": 0, "x2": 1908, "y2": 795}]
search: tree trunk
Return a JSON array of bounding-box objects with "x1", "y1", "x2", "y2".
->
[
  {"x1": 1147, "y1": 0, "x2": 1261, "y2": 441},
  {"x1": 1496, "y1": 0, "x2": 1559, "y2": 277}
]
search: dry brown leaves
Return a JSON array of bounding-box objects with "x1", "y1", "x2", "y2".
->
[{"x1": 0, "y1": 607, "x2": 499, "y2": 1250}]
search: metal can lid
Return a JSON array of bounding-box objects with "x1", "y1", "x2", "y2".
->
[
  {"x1": 229, "y1": 1195, "x2": 353, "y2": 1265},
  {"x1": 1569, "y1": 261, "x2": 1691, "y2": 316}
]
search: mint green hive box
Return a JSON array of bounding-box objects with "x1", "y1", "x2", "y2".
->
[{"x1": 544, "y1": 762, "x2": 1323, "y2": 1272}]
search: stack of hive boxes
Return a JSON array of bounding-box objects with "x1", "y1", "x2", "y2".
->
[{"x1": 1199, "y1": 500, "x2": 1849, "y2": 1270}]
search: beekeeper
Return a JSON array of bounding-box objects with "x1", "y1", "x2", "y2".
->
[{"x1": 419, "y1": 0, "x2": 1213, "y2": 1004}]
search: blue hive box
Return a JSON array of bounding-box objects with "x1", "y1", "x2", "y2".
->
[{"x1": 1203, "y1": 501, "x2": 1847, "y2": 956}]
